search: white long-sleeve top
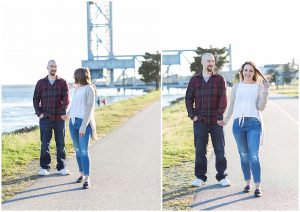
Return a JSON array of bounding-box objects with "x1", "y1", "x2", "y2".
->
[
  {"x1": 68, "y1": 84, "x2": 97, "y2": 140},
  {"x1": 70, "y1": 85, "x2": 87, "y2": 120}
]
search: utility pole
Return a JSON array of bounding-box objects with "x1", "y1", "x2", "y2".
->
[{"x1": 228, "y1": 44, "x2": 233, "y2": 82}]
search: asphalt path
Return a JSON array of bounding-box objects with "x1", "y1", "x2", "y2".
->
[
  {"x1": 190, "y1": 95, "x2": 298, "y2": 210},
  {"x1": 2, "y1": 101, "x2": 161, "y2": 210}
]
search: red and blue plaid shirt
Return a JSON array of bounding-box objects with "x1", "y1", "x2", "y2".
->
[
  {"x1": 185, "y1": 72, "x2": 227, "y2": 124},
  {"x1": 33, "y1": 76, "x2": 70, "y2": 121}
]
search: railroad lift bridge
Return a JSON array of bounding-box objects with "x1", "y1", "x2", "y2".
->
[
  {"x1": 81, "y1": 1, "x2": 149, "y2": 88},
  {"x1": 162, "y1": 45, "x2": 233, "y2": 88}
]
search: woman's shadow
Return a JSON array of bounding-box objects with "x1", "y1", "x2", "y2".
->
[{"x1": 189, "y1": 184, "x2": 256, "y2": 210}]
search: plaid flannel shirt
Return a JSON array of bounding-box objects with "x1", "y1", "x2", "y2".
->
[
  {"x1": 185, "y1": 72, "x2": 227, "y2": 124},
  {"x1": 33, "y1": 76, "x2": 70, "y2": 120}
]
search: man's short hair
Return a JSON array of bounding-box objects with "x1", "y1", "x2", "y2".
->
[
  {"x1": 47, "y1": 60, "x2": 56, "y2": 67},
  {"x1": 201, "y1": 53, "x2": 214, "y2": 61}
]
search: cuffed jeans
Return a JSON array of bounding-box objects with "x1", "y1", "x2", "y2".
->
[
  {"x1": 69, "y1": 118, "x2": 92, "y2": 176},
  {"x1": 193, "y1": 121, "x2": 228, "y2": 182},
  {"x1": 39, "y1": 118, "x2": 66, "y2": 171},
  {"x1": 232, "y1": 117, "x2": 262, "y2": 183}
]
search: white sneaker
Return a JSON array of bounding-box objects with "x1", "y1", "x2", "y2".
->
[
  {"x1": 58, "y1": 168, "x2": 70, "y2": 176},
  {"x1": 38, "y1": 168, "x2": 49, "y2": 176},
  {"x1": 219, "y1": 178, "x2": 231, "y2": 187},
  {"x1": 191, "y1": 178, "x2": 205, "y2": 187}
]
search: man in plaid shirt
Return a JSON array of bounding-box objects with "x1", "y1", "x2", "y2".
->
[
  {"x1": 33, "y1": 60, "x2": 70, "y2": 176},
  {"x1": 185, "y1": 53, "x2": 231, "y2": 187}
]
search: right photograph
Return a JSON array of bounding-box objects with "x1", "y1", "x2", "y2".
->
[{"x1": 161, "y1": 0, "x2": 299, "y2": 210}]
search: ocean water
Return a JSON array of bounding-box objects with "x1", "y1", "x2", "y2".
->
[
  {"x1": 1, "y1": 85, "x2": 145, "y2": 133},
  {"x1": 162, "y1": 87, "x2": 186, "y2": 108}
]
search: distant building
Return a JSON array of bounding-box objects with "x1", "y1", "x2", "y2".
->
[
  {"x1": 162, "y1": 74, "x2": 191, "y2": 85},
  {"x1": 263, "y1": 62, "x2": 299, "y2": 83},
  {"x1": 219, "y1": 70, "x2": 238, "y2": 84},
  {"x1": 262, "y1": 64, "x2": 287, "y2": 74}
]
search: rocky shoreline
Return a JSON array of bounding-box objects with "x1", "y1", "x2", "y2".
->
[{"x1": 3, "y1": 126, "x2": 39, "y2": 135}]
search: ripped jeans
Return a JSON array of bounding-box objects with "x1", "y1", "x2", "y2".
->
[
  {"x1": 69, "y1": 118, "x2": 92, "y2": 176},
  {"x1": 232, "y1": 117, "x2": 262, "y2": 183}
]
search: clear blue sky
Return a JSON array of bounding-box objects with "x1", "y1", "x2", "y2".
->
[{"x1": 1, "y1": 0, "x2": 299, "y2": 84}]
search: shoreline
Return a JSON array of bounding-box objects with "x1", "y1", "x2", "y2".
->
[
  {"x1": 2, "y1": 126, "x2": 39, "y2": 135},
  {"x1": 163, "y1": 96, "x2": 185, "y2": 109}
]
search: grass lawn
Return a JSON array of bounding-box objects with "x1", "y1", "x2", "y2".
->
[
  {"x1": 162, "y1": 99, "x2": 213, "y2": 210},
  {"x1": 162, "y1": 100, "x2": 195, "y2": 169},
  {"x1": 2, "y1": 90, "x2": 160, "y2": 202},
  {"x1": 269, "y1": 83, "x2": 298, "y2": 97}
]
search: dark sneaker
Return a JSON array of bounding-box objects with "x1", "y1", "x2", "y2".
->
[
  {"x1": 83, "y1": 181, "x2": 90, "y2": 189},
  {"x1": 254, "y1": 189, "x2": 262, "y2": 197},
  {"x1": 76, "y1": 176, "x2": 85, "y2": 183},
  {"x1": 243, "y1": 185, "x2": 251, "y2": 193}
]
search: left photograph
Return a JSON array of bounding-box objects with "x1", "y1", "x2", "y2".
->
[{"x1": 1, "y1": 0, "x2": 161, "y2": 210}]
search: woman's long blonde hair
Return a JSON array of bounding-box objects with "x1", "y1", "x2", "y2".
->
[{"x1": 239, "y1": 61, "x2": 271, "y2": 82}]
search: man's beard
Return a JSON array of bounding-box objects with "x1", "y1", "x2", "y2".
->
[
  {"x1": 50, "y1": 70, "x2": 56, "y2": 76},
  {"x1": 207, "y1": 66, "x2": 214, "y2": 72}
]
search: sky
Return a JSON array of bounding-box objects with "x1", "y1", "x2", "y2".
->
[{"x1": 1, "y1": 0, "x2": 300, "y2": 85}]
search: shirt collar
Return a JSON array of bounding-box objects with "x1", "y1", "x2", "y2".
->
[
  {"x1": 196, "y1": 71, "x2": 215, "y2": 78},
  {"x1": 43, "y1": 75, "x2": 61, "y2": 81}
]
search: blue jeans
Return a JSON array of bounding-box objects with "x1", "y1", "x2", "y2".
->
[
  {"x1": 39, "y1": 118, "x2": 66, "y2": 171},
  {"x1": 232, "y1": 117, "x2": 262, "y2": 183},
  {"x1": 69, "y1": 118, "x2": 92, "y2": 176},
  {"x1": 193, "y1": 121, "x2": 227, "y2": 182}
]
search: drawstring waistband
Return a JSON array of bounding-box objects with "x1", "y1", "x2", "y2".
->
[{"x1": 239, "y1": 115, "x2": 245, "y2": 127}]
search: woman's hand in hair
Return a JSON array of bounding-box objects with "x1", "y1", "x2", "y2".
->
[{"x1": 262, "y1": 80, "x2": 270, "y2": 91}]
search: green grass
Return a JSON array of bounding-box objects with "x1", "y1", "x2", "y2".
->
[
  {"x1": 162, "y1": 99, "x2": 213, "y2": 210},
  {"x1": 162, "y1": 100, "x2": 195, "y2": 169},
  {"x1": 2, "y1": 90, "x2": 160, "y2": 202},
  {"x1": 269, "y1": 83, "x2": 298, "y2": 97}
]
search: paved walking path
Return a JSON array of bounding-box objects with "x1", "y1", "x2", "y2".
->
[
  {"x1": 2, "y1": 101, "x2": 161, "y2": 210},
  {"x1": 190, "y1": 95, "x2": 298, "y2": 210}
]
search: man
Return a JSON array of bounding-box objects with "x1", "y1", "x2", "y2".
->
[
  {"x1": 33, "y1": 60, "x2": 70, "y2": 176},
  {"x1": 185, "y1": 53, "x2": 230, "y2": 187}
]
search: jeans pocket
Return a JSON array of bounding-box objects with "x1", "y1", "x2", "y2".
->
[{"x1": 250, "y1": 118, "x2": 261, "y2": 127}]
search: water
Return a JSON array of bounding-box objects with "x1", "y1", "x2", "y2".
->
[
  {"x1": 1, "y1": 85, "x2": 145, "y2": 133},
  {"x1": 162, "y1": 86, "x2": 186, "y2": 108}
]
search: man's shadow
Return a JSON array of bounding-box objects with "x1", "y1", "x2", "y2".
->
[
  {"x1": 189, "y1": 185, "x2": 256, "y2": 210},
  {"x1": 2, "y1": 173, "x2": 82, "y2": 205},
  {"x1": 163, "y1": 184, "x2": 221, "y2": 202},
  {"x1": 2, "y1": 173, "x2": 61, "y2": 186}
]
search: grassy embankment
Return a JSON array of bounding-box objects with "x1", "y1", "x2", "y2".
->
[
  {"x1": 162, "y1": 98, "x2": 213, "y2": 210},
  {"x1": 2, "y1": 90, "x2": 160, "y2": 202},
  {"x1": 269, "y1": 83, "x2": 298, "y2": 97}
]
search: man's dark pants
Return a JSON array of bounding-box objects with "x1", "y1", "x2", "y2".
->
[
  {"x1": 39, "y1": 118, "x2": 66, "y2": 171},
  {"x1": 193, "y1": 121, "x2": 227, "y2": 182}
]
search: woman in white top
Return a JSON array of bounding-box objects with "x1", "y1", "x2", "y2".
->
[
  {"x1": 220, "y1": 61, "x2": 270, "y2": 197},
  {"x1": 68, "y1": 67, "x2": 97, "y2": 189}
]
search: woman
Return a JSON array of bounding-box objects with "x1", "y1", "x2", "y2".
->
[
  {"x1": 68, "y1": 67, "x2": 97, "y2": 189},
  {"x1": 221, "y1": 61, "x2": 270, "y2": 197}
]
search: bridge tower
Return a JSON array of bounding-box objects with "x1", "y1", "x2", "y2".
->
[
  {"x1": 82, "y1": 1, "x2": 143, "y2": 88},
  {"x1": 83, "y1": 1, "x2": 114, "y2": 86}
]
